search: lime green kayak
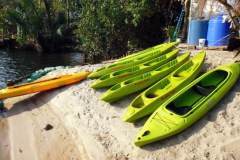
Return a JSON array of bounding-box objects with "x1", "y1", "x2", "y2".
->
[
  {"x1": 117, "y1": 43, "x2": 166, "y2": 63},
  {"x1": 91, "y1": 49, "x2": 179, "y2": 89},
  {"x1": 134, "y1": 63, "x2": 240, "y2": 147},
  {"x1": 101, "y1": 52, "x2": 190, "y2": 103},
  {"x1": 123, "y1": 51, "x2": 206, "y2": 123},
  {"x1": 88, "y1": 42, "x2": 178, "y2": 79}
]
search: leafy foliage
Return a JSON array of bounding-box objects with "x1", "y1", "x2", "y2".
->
[
  {"x1": 6, "y1": 0, "x2": 44, "y2": 42},
  {"x1": 0, "y1": 0, "x2": 182, "y2": 61},
  {"x1": 0, "y1": 0, "x2": 81, "y2": 51},
  {"x1": 77, "y1": 0, "x2": 181, "y2": 61}
]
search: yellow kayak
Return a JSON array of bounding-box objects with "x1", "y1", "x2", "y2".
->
[{"x1": 0, "y1": 71, "x2": 90, "y2": 100}]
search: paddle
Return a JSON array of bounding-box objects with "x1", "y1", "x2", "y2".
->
[{"x1": 6, "y1": 74, "x2": 31, "y2": 86}]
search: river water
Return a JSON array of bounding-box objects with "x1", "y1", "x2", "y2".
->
[{"x1": 0, "y1": 50, "x2": 84, "y2": 88}]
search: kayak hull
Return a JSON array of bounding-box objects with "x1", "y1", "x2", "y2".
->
[
  {"x1": 117, "y1": 43, "x2": 166, "y2": 62},
  {"x1": 91, "y1": 49, "x2": 179, "y2": 89},
  {"x1": 101, "y1": 52, "x2": 190, "y2": 103},
  {"x1": 88, "y1": 42, "x2": 178, "y2": 79},
  {"x1": 123, "y1": 51, "x2": 206, "y2": 122},
  {"x1": 0, "y1": 71, "x2": 90, "y2": 99},
  {"x1": 135, "y1": 63, "x2": 240, "y2": 147}
]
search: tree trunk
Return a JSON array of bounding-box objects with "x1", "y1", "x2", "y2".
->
[
  {"x1": 216, "y1": 0, "x2": 240, "y2": 30},
  {"x1": 181, "y1": 0, "x2": 191, "y2": 41},
  {"x1": 217, "y1": 0, "x2": 240, "y2": 16},
  {"x1": 42, "y1": 0, "x2": 55, "y2": 52},
  {"x1": 198, "y1": 0, "x2": 206, "y2": 17}
]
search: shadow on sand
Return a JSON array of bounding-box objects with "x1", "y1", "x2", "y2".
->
[{"x1": 4, "y1": 85, "x2": 74, "y2": 118}]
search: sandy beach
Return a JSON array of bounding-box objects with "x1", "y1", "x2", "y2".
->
[{"x1": 0, "y1": 49, "x2": 240, "y2": 160}]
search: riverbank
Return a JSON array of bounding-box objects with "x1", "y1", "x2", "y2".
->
[
  {"x1": 0, "y1": 50, "x2": 240, "y2": 160},
  {"x1": 0, "y1": 50, "x2": 85, "y2": 88}
]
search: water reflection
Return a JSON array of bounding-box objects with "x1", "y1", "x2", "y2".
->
[{"x1": 0, "y1": 50, "x2": 84, "y2": 88}]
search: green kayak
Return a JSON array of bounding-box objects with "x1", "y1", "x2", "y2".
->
[
  {"x1": 88, "y1": 42, "x2": 178, "y2": 79},
  {"x1": 123, "y1": 51, "x2": 206, "y2": 123},
  {"x1": 101, "y1": 52, "x2": 190, "y2": 103},
  {"x1": 91, "y1": 49, "x2": 179, "y2": 89},
  {"x1": 135, "y1": 63, "x2": 240, "y2": 147},
  {"x1": 117, "y1": 43, "x2": 166, "y2": 63}
]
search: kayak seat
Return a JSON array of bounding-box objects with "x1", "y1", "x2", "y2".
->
[
  {"x1": 145, "y1": 78, "x2": 171, "y2": 99},
  {"x1": 166, "y1": 70, "x2": 228, "y2": 115},
  {"x1": 146, "y1": 93, "x2": 158, "y2": 98},
  {"x1": 175, "y1": 71, "x2": 188, "y2": 77},
  {"x1": 167, "y1": 102, "x2": 192, "y2": 115},
  {"x1": 166, "y1": 89, "x2": 203, "y2": 115},
  {"x1": 173, "y1": 61, "x2": 193, "y2": 78},
  {"x1": 193, "y1": 85, "x2": 216, "y2": 96},
  {"x1": 132, "y1": 98, "x2": 145, "y2": 108},
  {"x1": 193, "y1": 70, "x2": 228, "y2": 96},
  {"x1": 198, "y1": 70, "x2": 228, "y2": 87}
]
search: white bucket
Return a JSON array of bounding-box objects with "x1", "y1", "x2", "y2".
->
[
  {"x1": 199, "y1": 38, "x2": 206, "y2": 48},
  {"x1": 176, "y1": 38, "x2": 181, "y2": 43}
]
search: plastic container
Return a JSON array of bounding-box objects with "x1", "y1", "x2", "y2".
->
[
  {"x1": 207, "y1": 15, "x2": 230, "y2": 46},
  {"x1": 187, "y1": 20, "x2": 209, "y2": 45},
  {"x1": 199, "y1": 39, "x2": 206, "y2": 48}
]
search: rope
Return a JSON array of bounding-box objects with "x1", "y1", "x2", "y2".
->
[{"x1": 209, "y1": 32, "x2": 233, "y2": 46}]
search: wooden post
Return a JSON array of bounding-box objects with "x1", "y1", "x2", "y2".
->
[{"x1": 181, "y1": 0, "x2": 191, "y2": 41}]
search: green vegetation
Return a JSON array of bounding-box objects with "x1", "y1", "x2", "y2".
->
[
  {"x1": 0, "y1": 0, "x2": 81, "y2": 52},
  {"x1": 0, "y1": 0, "x2": 183, "y2": 62}
]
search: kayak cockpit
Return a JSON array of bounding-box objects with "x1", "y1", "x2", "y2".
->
[
  {"x1": 112, "y1": 66, "x2": 140, "y2": 76},
  {"x1": 166, "y1": 70, "x2": 229, "y2": 116},
  {"x1": 144, "y1": 78, "x2": 171, "y2": 99}
]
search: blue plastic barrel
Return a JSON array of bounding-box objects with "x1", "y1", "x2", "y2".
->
[
  {"x1": 207, "y1": 15, "x2": 230, "y2": 46},
  {"x1": 187, "y1": 20, "x2": 209, "y2": 45}
]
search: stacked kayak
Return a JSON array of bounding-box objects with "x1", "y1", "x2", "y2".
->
[
  {"x1": 134, "y1": 63, "x2": 240, "y2": 146},
  {"x1": 101, "y1": 52, "x2": 190, "y2": 103},
  {"x1": 89, "y1": 41, "x2": 240, "y2": 148},
  {"x1": 117, "y1": 43, "x2": 166, "y2": 62},
  {"x1": 122, "y1": 51, "x2": 206, "y2": 122},
  {"x1": 91, "y1": 49, "x2": 179, "y2": 89},
  {"x1": 88, "y1": 42, "x2": 178, "y2": 79},
  {"x1": 0, "y1": 71, "x2": 90, "y2": 100}
]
